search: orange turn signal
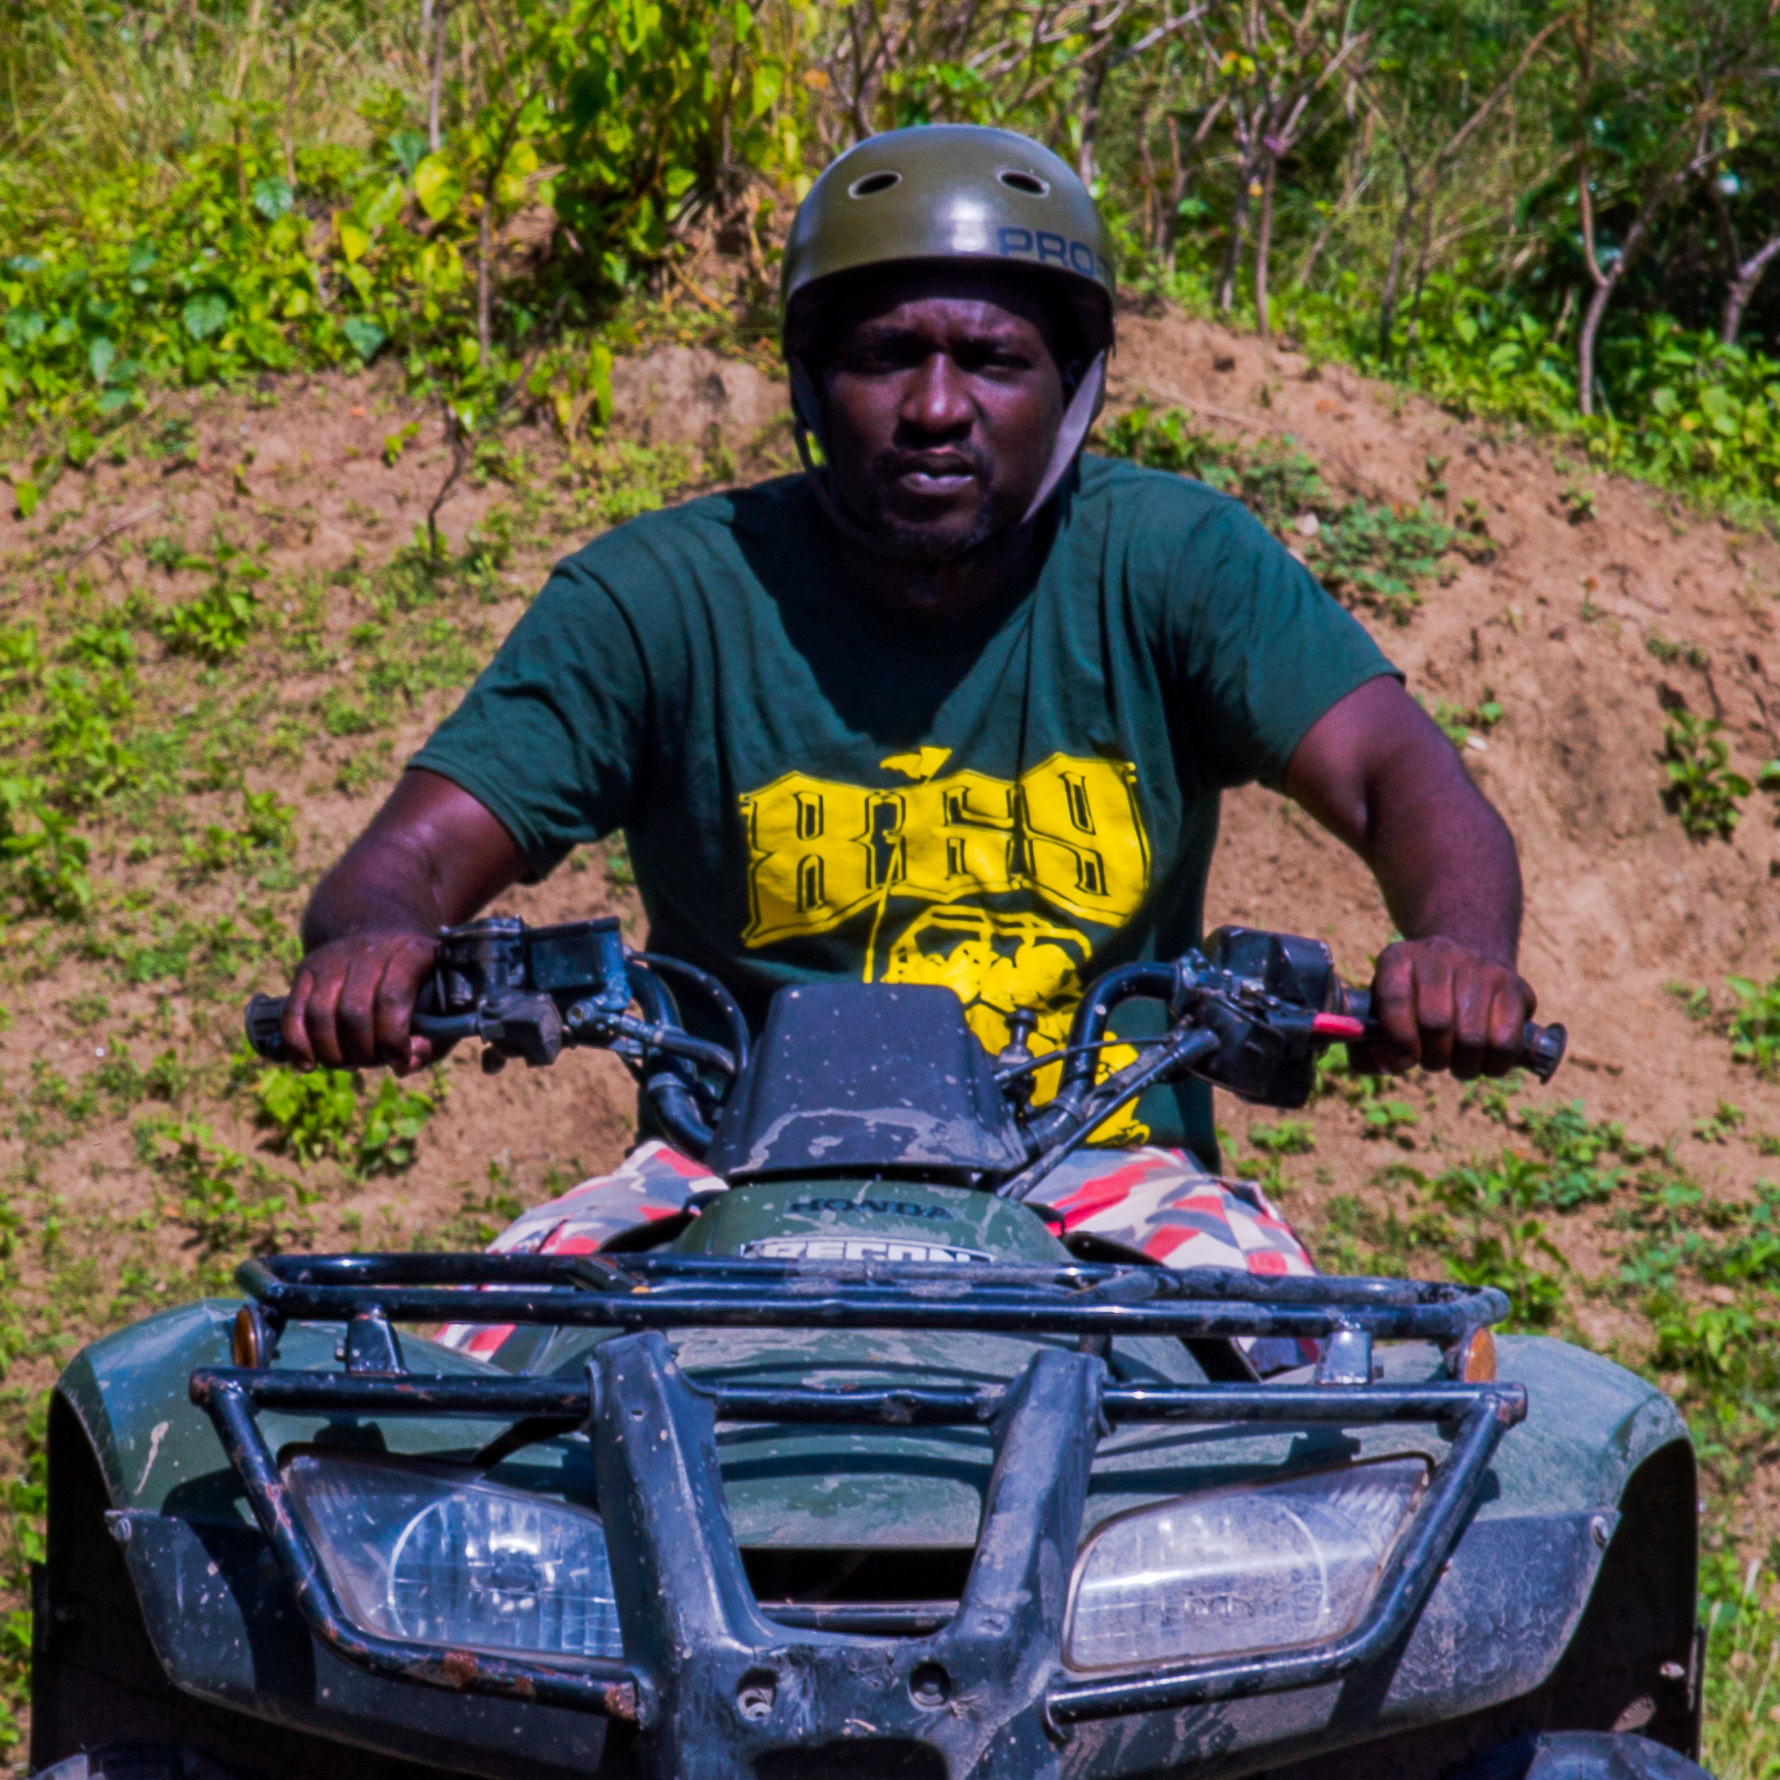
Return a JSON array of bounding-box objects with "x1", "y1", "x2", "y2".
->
[
  {"x1": 1456, "y1": 1325, "x2": 1497, "y2": 1382},
  {"x1": 231, "y1": 1303, "x2": 266, "y2": 1369}
]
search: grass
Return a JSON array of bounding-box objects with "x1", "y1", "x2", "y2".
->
[{"x1": 1705, "y1": 1558, "x2": 1780, "y2": 1779}]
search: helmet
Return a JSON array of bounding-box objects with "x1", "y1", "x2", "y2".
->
[
  {"x1": 780, "y1": 125, "x2": 1117, "y2": 530},
  {"x1": 782, "y1": 124, "x2": 1115, "y2": 361}
]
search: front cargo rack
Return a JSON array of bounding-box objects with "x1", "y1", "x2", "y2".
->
[{"x1": 189, "y1": 1251, "x2": 1528, "y2": 1762}]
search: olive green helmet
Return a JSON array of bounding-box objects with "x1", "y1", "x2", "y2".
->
[{"x1": 781, "y1": 124, "x2": 1117, "y2": 529}]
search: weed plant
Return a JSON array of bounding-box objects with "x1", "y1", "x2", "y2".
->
[{"x1": 1662, "y1": 712, "x2": 1754, "y2": 841}]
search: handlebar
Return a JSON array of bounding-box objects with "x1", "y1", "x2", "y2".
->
[
  {"x1": 247, "y1": 990, "x2": 1564, "y2": 1084},
  {"x1": 244, "y1": 919, "x2": 1567, "y2": 1173}
]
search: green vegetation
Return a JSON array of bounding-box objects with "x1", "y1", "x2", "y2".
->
[
  {"x1": 1702, "y1": 1557, "x2": 1780, "y2": 1780},
  {"x1": 256, "y1": 1065, "x2": 442, "y2": 1177},
  {"x1": 1662, "y1": 968, "x2": 1780, "y2": 1083},
  {"x1": 4, "y1": 0, "x2": 1777, "y2": 524},
  {"x1": 1728, "y1": 972, "x2": 1780, "y2": 1079},
  {"x1": 1100, "y1": 407, "x2": 1458, "y2": 623},
  {"x1": 1428, "y1": 690, "x2": 1503, "y2": 747},
  {"x1": 1302, "y1": 1072, "x2": 1780, "y2": 1497},
  {"x1": 0, "y1": 451, "x2": 628, "y2": 1747},
  {"x1": 1661, "y1": 711, "x2": 1754, "y2": 841}
]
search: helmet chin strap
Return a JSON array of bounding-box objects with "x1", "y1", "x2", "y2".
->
[
  {"x1": 1021, "y1": 351, "x2": 1106, "y2": 523},
  {"x1": 789, "y1": 352, "x2": 1107, "y2": 566}
]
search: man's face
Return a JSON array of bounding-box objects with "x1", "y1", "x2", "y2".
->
[{"x1": 817, "y1": 267, "x2": 1069, "y2": 564}]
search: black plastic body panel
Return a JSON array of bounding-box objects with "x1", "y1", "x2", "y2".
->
[{"x1": 704, "y1": 983, "x2": 1027, "y2": 1180}]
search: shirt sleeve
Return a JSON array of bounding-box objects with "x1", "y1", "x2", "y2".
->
[
  {"x1": 1160, "y1": 489, "x2": 1402, "y2": 792},
  {"x1": 409, "y1": 556, "x2": 650, "y2": 880}
]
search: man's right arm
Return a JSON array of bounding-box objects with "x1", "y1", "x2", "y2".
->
[{"x1": 282, "y1": 768, "x2": 529, "y2": 1071}]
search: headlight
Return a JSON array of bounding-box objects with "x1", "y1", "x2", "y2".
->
[
  {"x1": 283, "y1": 1451, "x2": 624, "y2": 1660},
  {"x1": 1064, "y1": 1456, "x2": 1429, "y2": 1670}
]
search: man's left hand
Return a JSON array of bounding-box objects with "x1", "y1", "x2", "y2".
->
[{"x1": 1363, "y1": 935, "x2": 1536, "y2": 1079}]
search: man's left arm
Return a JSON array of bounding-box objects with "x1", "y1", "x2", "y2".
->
[{"x1": 1283, "y1": 675, "x2": 1534, "y2": 1078}]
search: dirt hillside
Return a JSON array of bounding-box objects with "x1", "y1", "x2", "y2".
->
[
  {"x1": 1111, "y1": 318, "x2": 1780, "y2": 1197},
  {"x1": 3, "y1": 301, "x2": 1780, "y2": 1555}
]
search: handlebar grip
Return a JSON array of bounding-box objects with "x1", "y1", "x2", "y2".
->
[
  {"x1": 1517, "y1": 1021, "x2": 1567, "y2": 1084},
  {"x1": 245, "y1": 993, "x2": 286, "y2": 1062},
  {"x1": 243, "y1": 993, "x2": 480, "y2": 1065},
  {"x1": 1340, "y1": 990, "x2": 1566, "y2": 1084}
]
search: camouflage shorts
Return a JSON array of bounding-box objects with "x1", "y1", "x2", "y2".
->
[{"x1": 442, "y1": 1139, "x2": 1318, "y2": 1371}]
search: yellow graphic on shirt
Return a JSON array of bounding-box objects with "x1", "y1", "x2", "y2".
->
[
  {"x1": 737, "y1": 751, "x2": 1154, "y2": 1143},
  {"x1": 882, "y1": 905, "x2": 1149, "y2": 1145},
  {"x1": 738, "y1": 752, "x2": 1150, "y2": 946}
]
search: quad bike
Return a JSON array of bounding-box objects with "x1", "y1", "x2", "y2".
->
[{"x1": 31, "y1": 917, "x2": 1710, "y2": 1780}]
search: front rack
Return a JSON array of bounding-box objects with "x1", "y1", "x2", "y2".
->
[
  {"x1": 190, "y1": 1252, "x2": 1527, "y2": 1770},
  {"x1": 237, "y1": 1250, "x2": 1508, "y2": 1345}
]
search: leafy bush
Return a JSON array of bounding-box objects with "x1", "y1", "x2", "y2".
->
[
  {"x1": 1511, "y1": 1099, "x2": 1641, "y2": 1209},
  {"x1": 1428, "y1": 689, "x2": 1503, "y2": 746},
  {"x1": 153, "y1": 548, "x2": 268, "y2": 662},
  {"x1": 1282, "y1": 279, "x2": 1780, "y2": 521},
  {"x1": 0, "y1": 618, "x2": 140, "y2": 914},
  {"x1": 357, "y1": 1077, "x2": 440, "y2": 1177},
  {"x1": 1428, "y1": 1152, "x2": 1569, "y2": 1329},
  {"x1": 181, "y1": 788, "x2": 297, "y2": 880},
  {"x1": 135, "y1": 1116, "x2": 313, "y2": 1255},
  {"x1": 0, "y1": 0, "x2": 802, "y2": 438},
  {"x1": 1661, "y1": 712, "x2": 1750, "y2": 841}
]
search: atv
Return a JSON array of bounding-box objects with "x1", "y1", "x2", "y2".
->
[{"x1": 31, "y1": 916, "x2": 1710, "y2": 1780}]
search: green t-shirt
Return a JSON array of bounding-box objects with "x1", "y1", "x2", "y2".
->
[{"x1": 413, "y1": 454, "x2": 1397, "y2": 1163}]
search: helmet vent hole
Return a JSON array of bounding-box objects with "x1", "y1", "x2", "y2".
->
[
  {"x1": 848, "y1": 170, "x2": 901, "y2": 198},
  {"x1": 998, "y1": 169, "x2": 1049, "y2": 196}
]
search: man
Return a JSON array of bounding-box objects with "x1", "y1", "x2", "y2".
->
[{"x1": 280, "y1": 125, "x2": 1534, "y2": 1295}]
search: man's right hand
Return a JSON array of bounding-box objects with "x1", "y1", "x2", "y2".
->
[
  {"x1": 279, "y1": 769, "x2": 530, "y2": 1073},
  {"x1": 281, "y1": 929, "x2": 440, "y2": 1072}
]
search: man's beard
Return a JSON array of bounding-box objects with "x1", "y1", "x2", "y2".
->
[{"x1": 842, "y1": 445, "x2": 1002, "y2": 567}]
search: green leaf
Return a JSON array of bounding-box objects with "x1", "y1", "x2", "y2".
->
[
  {"x1": 340, "y1": 317, "x2": 386, "y2": 364},
  {"x1": 181, "y1": 293, "x2": 230, "y2": 342},
  {"x1": 252, "y1": 176, "x2": 293, "y2": 222},
  {"x1": 413, "y1": 154, "x2": 457, "y2": 223},
  {"x1": 12, "y1": 481, "x2": 39, "y2": 519},
  {"x1": 87, "y1": 335, "x2": 114, "y2": 384},
  {"x1": 336, "y1": 218, "x2": 371, "y2": 264},
  {"x1": 389, "y1": 129, "x2": 429, "y2": 175},
  {"x1": 361, "y1": 177, "x2": 405, "y2": 234},
  {"x1": 65, "y1": 430, "x2": 96, "y2": 469}
]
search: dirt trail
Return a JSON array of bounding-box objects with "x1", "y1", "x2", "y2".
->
[{"x1": 4, "y1": 304, "x2": 1780, "y2": 1528}]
